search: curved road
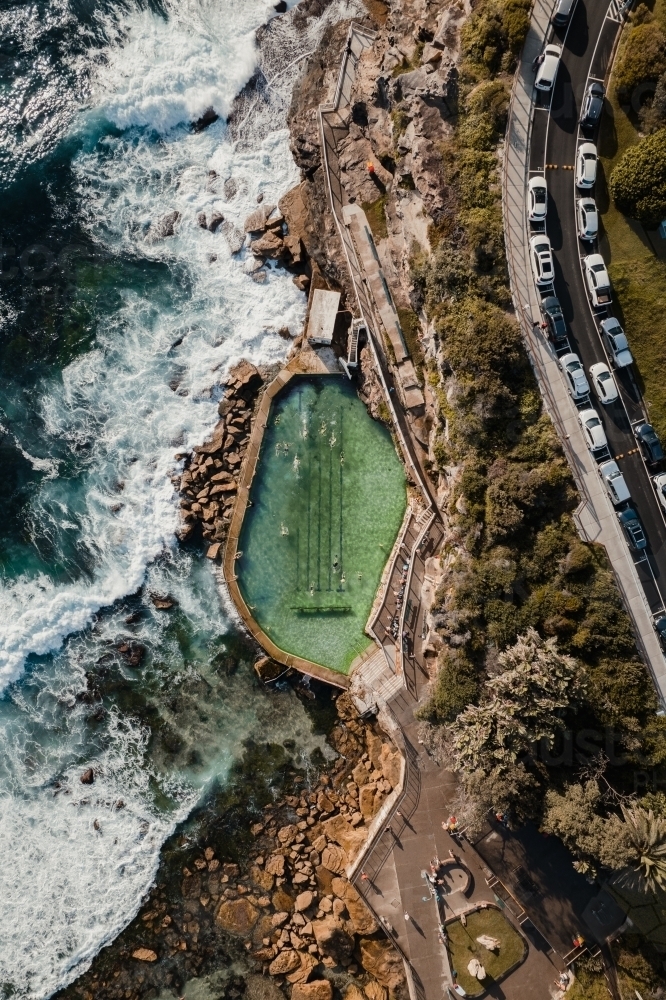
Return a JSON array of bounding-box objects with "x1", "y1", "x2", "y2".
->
[{"x1": 529, "y1": 0, "x2": 666, "y2": 614}]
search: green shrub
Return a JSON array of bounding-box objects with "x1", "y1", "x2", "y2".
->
[
  {"x1": 461, "y1": 0, "x2": 531, "y2": 76},
  {"x1": 613, "y1": 20, "x2": 666, "y2": 97},
  {"x1": 416, "y1": 649, "x2": 479, "y2": 723},
  {"x1": 610, "y1": 128, "x2": 666, "y2": 227}
]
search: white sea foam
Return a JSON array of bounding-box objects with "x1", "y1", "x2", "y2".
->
[{"x1": 0, "y1": 0, "x2": 349, "y2": 994}]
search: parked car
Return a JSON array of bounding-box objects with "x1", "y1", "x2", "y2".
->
[
  {"x1": 578, "y1": 407, "x2": 608, "y2": 453},
  {"x1": 528, "y1": 176, "x2": 548, "y2": 222},
  {"x1": 552, "y1": 0, "x2": 576, "y2": 26},
  {"x1": 601, "y1": 317, "x2": 633, "y2": 367},
  {"x1": 542, "y1": 294, "x2": 567, "y2": 344},
  {"x1": 634, "y1": 422, "x2": 665, "y2": 464},
  {"x1": 530, "y1": 234, "x2": 555, "y2": 286},
  {"x1": 617, "y1": 507, "x2": 647, "y2": 550},
  {"x1": 535, "y1": 44, "x2": 563, "y2": 90},
  {"x1": 576, "y1": 142, "x2": 598, "y2": 189},
  {"x1": 653, "y1": 473, "x2": 666, "y2": 512},
  {"x1": 599, "y1": 460, "x2": 631, "y2": 505},
  {"x1": 580, "y1": 81, "x2": 605, "y2": 127},
  {"x1": 655, "y1": 616, "x2": 666, "y2": 653},
  {"x1": 584, "y1": 253, "x2": 612, "y2": 307},
  {"x1": 576, "y1": 197, "x2": 598, "y2": 241},
  {"x1": 560, "y1": 352, "x2": 590, "y2": 399},
  {"x1": 589, "y1": 362, "x2": 618, "y2": 404}
]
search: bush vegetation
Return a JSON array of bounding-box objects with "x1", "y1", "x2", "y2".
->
[
  {"x1": 411, "y1": 2, "x2": 666, "y2": 892},
  {"x1": 613, "y1": 6, "x2": 666, "y2": 98},
  {"x1": 610, "y1": 127, "x2": 666, "y2": 226}
]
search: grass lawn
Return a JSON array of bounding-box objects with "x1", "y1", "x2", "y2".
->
[
  {"x1": 447, "y1": 908, "x2": 526, "y2": 996},
  {"x1": 597, "y1": 0, "x2": 666, "y2": 441}
]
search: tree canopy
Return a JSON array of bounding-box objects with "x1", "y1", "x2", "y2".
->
[{"x1": 610, "y1": 128, "x2": 666, "y2": 227}]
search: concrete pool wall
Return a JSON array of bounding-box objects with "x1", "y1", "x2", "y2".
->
[{"x1": 223, "y1": 348, "x2": 407, "y2": 685}]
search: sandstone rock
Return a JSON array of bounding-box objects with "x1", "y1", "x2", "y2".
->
[
  {"x1": 272, "y1": 888, "x2": 295, "y2": 912},
  {"x1": 224, "y1": 178, "x2": 239, "y2": 201},
  {"x1": 192, "y1": 106, "x2": 219, "y2": 132},
  {"x1": 295, "y1": 890, "x2": 314, "y2": 912},
  {"x1": 132, "y1": 948, "x2": 157, "y2": 962},
  {"x1": 287, "y1": 952, "x2": 319, "y2": 984},
  {"x1": 197, "y1": 212, "x2": 208, "y2": 229},
  {"x1": 293, "y1": 274, "x2": 310, "y2": 291},
  {"x1": 251, "y1": 230, "x2": 285, "y2": 259},
  {"x1": 244, "y1": 256, "x2": 266, "y2": 274},
  {"x1": 230, "y1": 359, "x2": 263, "y2": 393},
  {"x1": 206, "y1": 542, "x2": 222, "y2": 561},
  {"x1": 272, "y1": 911, "x2": 290, "y2": 927},
  {"x1": 80, "y1": 768, "x2": 94, "y2": 785},
  {"x1": 322, "y1": 815, "x2": 366, "y2": 858},
  {"x1": 278, "y1": 824, "x2": 299, "y2": 846},
  {"x1": 291, "y1": 982, "x2": 333, "y2": 1000},
  {"x1": 364, "y1": 983, "x2": 387, "y2": 1000},
  {"x1": 359, "y1": 784, "x2": 378, "y2": 822},
  {"x1": 357, "y1": 939, "x2": 404, "y2": 990},
  {"x1": 331, "y1": 878, "x2": 378, "y2": 935},
  {"x1": 269, "y1": 949, "x2": 301, "y2": 975},
  {"x1": 146, "y1": 210, "x2": 180, "y2": 242},
  {"x1": 312, "y1": 915, "x2": 354, "y2": 964},
  {"x1": 254, "y1": 946, "x2": 277, "y2": 961},
  {"x1": 313, "y1": 835, "x2": 327, "y2": 853},
  {"x1": 209, "y1": 212, "x2": 225, "y2": 232},
  {"x1": 252, "y1": 269, "x2": 268, "y2": 283},
  {"x1": 251, "y1": 865, "x2": 274, "y2": 891},
  {"x1": 320, "y1": 844, "x2": 348, "y2": 874},
  {"x1": 221, "y1": 220, "x2": 245, "y2": 254},
  {"x1": 244, "y1": 204, "x2": 277, "y2": 233},
  {"x1": 352, "y1": 763, "x2": 370, "y2": 787},
  {"x1": 265, "y1": 854, "x2": 287, "y2": 877},
  {"x1": 379, "y1": 744, "x2": 401, "y2": 789},
  {"x1": 317, "y1": 791, "x2": 335, "y2": 813},
  {"x1": 345, "y1": 986, "x2": 366, "y2": 1000},
  {"x1": 215, "y1": 897, "x2": 260, "y2": 935},
  {"x1": 366, "y1": 732, "x2": 383, "y2": 768}
]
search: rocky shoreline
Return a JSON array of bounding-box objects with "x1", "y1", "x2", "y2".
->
[{"x1": 57, "y1": 686, "x2": 408, "y2": 1000}]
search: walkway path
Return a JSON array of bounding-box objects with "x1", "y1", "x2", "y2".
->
[{"x1": 502, "y1": 0, "x2": 666, "y2": 696}]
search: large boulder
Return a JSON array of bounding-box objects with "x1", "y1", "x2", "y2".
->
[
  {"x1": 291, "y1": 982, "x2": 333, "y2": 1000},
  {"x1": 251, "y1": 230, "x2": 286, "y2": 259},
  {"x1": 269, "y1": 950, "x2": 301, "y2": 976},
  {"x1": 312, "y1": 915, "x2": 355, "y2": 964},
  {"x1": 145, "y1": 210, "x2": 181, "y2": 242},
  {"x1": 251, "y1": 864, "x2": 274, "y2": 891},
  {"x1": 322, "y1": 815, "x2": 366, "y2": 858},
  {"x1": 215, "y1": 897, "x2": 260, "y2": 935},
  {"x1": 331, "y1": 877, "x2": 378, "y2": 935},
  {"x1": 320, "y1": 844, "x2": 348, "y2": 874},
  {"x1": 265, "y1": 854, "x2": 287, "y2": 877},
  {"x1": 244, "y1": 204, "x2": 277, "y2": 233},
  {"x1": 287, "y1": 952, "x2": 319, "y2": 984},
  {"x1": 245, "y1": 976, "x2": 285, "y2": 1000},
  {"x1": 357, "y1": 939, "x2": 404, "y2": 990},
  {"x1": 379, "y1": 743, "x2": 402, "y2": 789}
]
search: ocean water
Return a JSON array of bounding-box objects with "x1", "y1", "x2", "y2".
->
[{"x1": 0, "y1": 0, "x2": 360, "y2": 996}]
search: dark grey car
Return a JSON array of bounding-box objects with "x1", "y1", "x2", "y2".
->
[
  {"x1": 617, "y1": 508, "x2": 647, "y2": 550},
  {"x1": 580, "y1": 82, "x2": 605, "y2": 127},
  {"x1": 542, "y1": 295, "x2": 567, "y2": 343},
  {"x1": 635, "y1": 423, "x2": 665, "y2": 464}
]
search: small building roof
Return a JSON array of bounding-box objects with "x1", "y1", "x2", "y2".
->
[{"x1": 307, "y1": 288, "x2": 341, "y2": 345}]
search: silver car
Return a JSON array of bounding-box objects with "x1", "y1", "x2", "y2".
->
[
  {"x1": 600, "y1": 460, "x2": 631, "y2": 505},
  {"x1": 576, "y1": 142, "x2": 597, "y2": 189}
]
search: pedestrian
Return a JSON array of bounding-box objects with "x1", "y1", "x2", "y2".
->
[
  {"x1": 361, "y1": 871, "x2": 370, "y2": 881},
  {"x1": 396, "y1": 810, "x2": 402, "y2": 818},
  {"x1": 385, "y1": 825, "x2": 393, "y2": 837},
  {"x1": 404, "y1": 912, "x2": 410, "y2": 922}
]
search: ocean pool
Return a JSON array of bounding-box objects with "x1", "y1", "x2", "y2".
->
[{"x1": 237, "y1": 376, "x2": 406, "y2": 673}]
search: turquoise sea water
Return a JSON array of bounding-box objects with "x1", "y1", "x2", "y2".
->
[{"x1": 237, "y1": 376, "x2": 407, "y2": 673}]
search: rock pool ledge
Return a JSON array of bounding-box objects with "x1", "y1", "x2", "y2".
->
[{"x1": 224, "y1": 348, "x2": 389, "y2": 689}]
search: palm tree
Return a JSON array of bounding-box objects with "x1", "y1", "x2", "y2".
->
[{"x1": 621, "y1": 805, "x2": 666, "y2": 891}]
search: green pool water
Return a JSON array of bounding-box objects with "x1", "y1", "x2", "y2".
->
[{"x1": 237, "y1": 376, "x2": 407, "y2": 674}]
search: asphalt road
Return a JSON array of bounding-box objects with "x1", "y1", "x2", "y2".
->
[{"x1": 529, "y1": 0, "x2": 666, "y2": 614}]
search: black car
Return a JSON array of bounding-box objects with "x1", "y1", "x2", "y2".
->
[
  {"x1": 580, "y1": 82, "x2": 605, "y2": 127},
  {"x1": 542, "y1": 295, "x2": 567, "y2": 343},
  {"x1": 634, "y1": 422, "x2": 665, "y2": 464},
  {"x1": 618, "y1": 508, "x2": 647, "y2": 550},
  {"x1": 656, "y1": 616, "x2": 666, "y2": 653},
  {"x1": 552, "y1": 0, "x2": 576, "y2": 26}
]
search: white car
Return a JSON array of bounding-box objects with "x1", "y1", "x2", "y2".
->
[
  {"x1": 528, "y1": 176, "x2": 548, "y2": 222},
  {"x1": 576, "y1": 142, "x2": 598, "y2": 189},
  {"x1": 535, "y1": 44, "x2": 562, "y2": 90},
  {"x1": 601, "y1": 317, "x2": 633, "y2": 367},
  {"x1": 600, "y1": 460, "x2": 631, "y2": 505},
  {"x1": 530, "y1": 234, "x2": 555, "y2": 286},
  {"x1": 560, "y1": 352, "x2": 590, "y2": 399},
  {"x1": 584, "y1": 253, "x2": 612, "y2": 307},
  {"x1": 589, "y1": 362, "x2": 618, "y2": 404},
  {"x1": 578, "y1": 407, "x2": 608, "y2": 453},
  {"x1": 577, "y1": 197, "x2": 598, "y2": 241},
  {"x1": 654, "y1": 473, "x2": 666, "y2": 512}
]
